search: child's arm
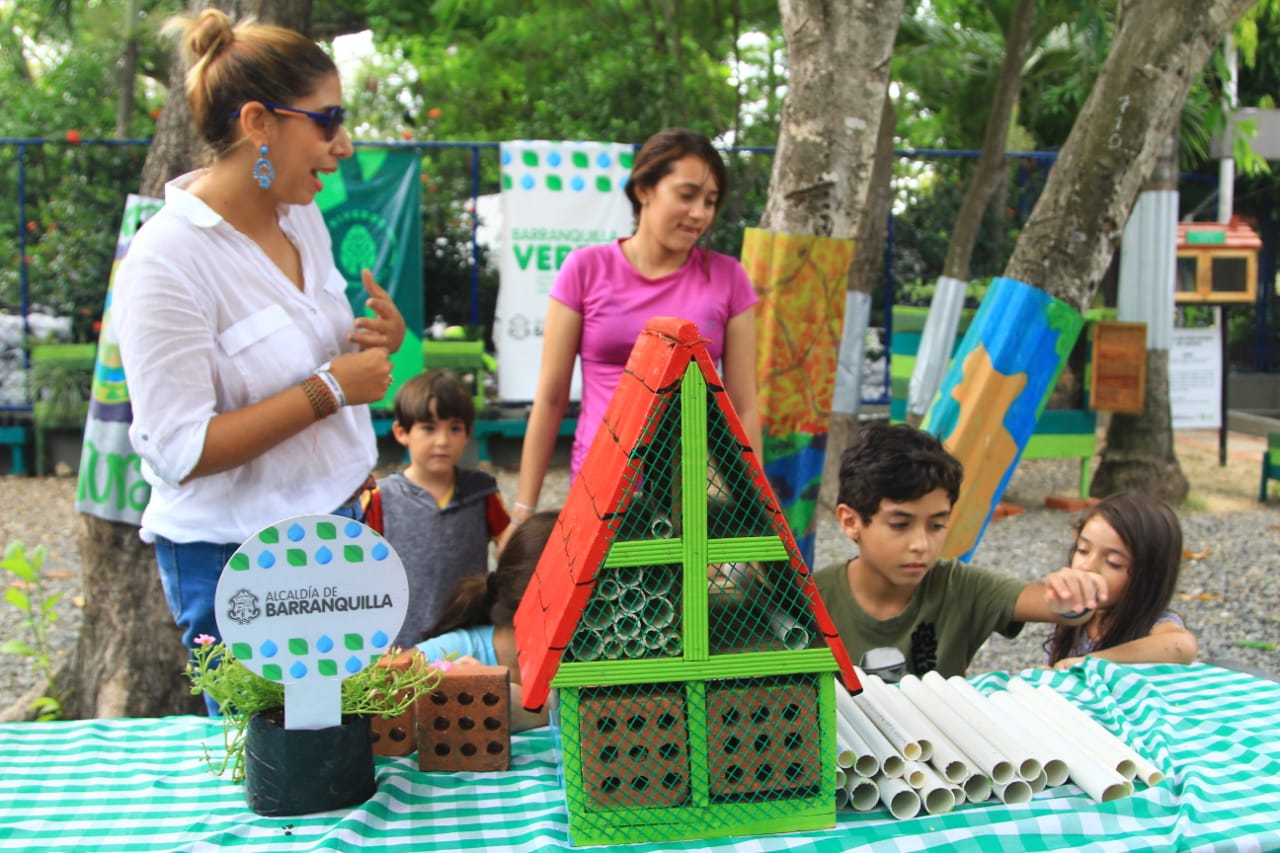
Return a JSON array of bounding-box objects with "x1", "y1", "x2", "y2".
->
[
  {"x1": 1011, "y1": 568, "x2": 1109, "y2": 624},
  {"x1": 1052, "y1": 621, "x2": 1199, "y2": 669}
]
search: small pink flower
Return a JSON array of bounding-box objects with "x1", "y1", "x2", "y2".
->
[
  {"x1": 433, "y1": 658, "x2": 453, "y2": 672},
  {"x1": 194, "y1": 634, "x2": 216, "y2": 647}
]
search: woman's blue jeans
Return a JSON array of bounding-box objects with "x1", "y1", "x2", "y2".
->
[{"x1": 155, "y1": 500, "x2": 364, "y2": 715}]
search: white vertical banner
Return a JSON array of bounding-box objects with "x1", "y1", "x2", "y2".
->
[{"x1": 494, "y1": 141, "x2": 636, "y2": 401}]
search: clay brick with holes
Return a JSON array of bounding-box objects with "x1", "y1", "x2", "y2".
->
[
  {"x1": 578, "y1": 687, "x2": 689, "y2": 809},
  {"x1": 369, "y1": 649, "x2": 424, "y2": 757},
  {"x1": 415, "y1": 664, "x2": 511, "y2": 772}
]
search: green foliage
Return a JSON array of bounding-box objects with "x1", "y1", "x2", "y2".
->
[
  {"x1": 1, "y1": 541, "x2": 64, "y2": 721},
  {"x1": 186, "y1": 639, "x2": 443, "y2": 782}
]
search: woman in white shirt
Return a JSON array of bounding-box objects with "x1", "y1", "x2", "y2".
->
[{"x1": 114, "y1": 9, "x2": 404, "y2": 710}]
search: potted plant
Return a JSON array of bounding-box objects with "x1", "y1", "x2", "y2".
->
[{"x1": 186, "y1": 635, "x2": 440, "y2": 816}]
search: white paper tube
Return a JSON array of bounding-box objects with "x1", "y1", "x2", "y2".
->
[
  {"x1": 999, "y1": 685, "x2": 1132, "y2": 803},
  {"x1": 860, "y1": 672, "x2": 934, "y2": 761},
  {"x1": 945, "y1": 675, "x2": 1044, "y2": 781},
  {"x1": 994, "y1": 777, "x2": 1033, "y2": 805},
  {"x1": 1030, "y1": 680, "x2": 1163, "y2": 785},
  {"x1": 920, "y1": 672, "x2": 1019, "y2": 784},
  {"x1": 834, "y1": 712, "x2": 880, "y2": 777},
  {"x1": 896, "y1": 676, "x2": 970, "y2": 783},
  {"x1": 835, "y1": 680, "x2": 904, "y2": 778},
  {"x1": 987, "y1": 691, "x2": 1070, "y2": 787},
  {"x1": 1007, "y1": 679, "x2": 1140, "y2": 781},
  {"x1": 963, "y1": 772, "x2": 992, "y2": 803},
  {"x1": 903, "y1": 674, "x2": 1011, "y2": 783},
  {"x1": 874, "y1": 772, "x2": 922, "y2": 820},
  {"x1": 845, "y1": 776, "x2": 881, "y2": 811},
  {"x1": 912, "y1": 760, "x2": 958, "y2": 816}
]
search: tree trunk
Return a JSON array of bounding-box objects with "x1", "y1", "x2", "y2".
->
[
  {"x1": 1094, "y1": 128, "x2": 1189, "y2": 500},
  {"x1": 1004, "y1": 0, "x2": 1257, "y2": 313},
  {"x1": 758, "y1": 0, "x2": 903, "y2": 238},
  {"x1": 44, "y1": 0, "x2": 317, "y2": 722},
  {"x1": 940, "y1": 0, "x2": 1035, "y2": 282},
  {"x1": 820, "y1": 91, "x2": 897, "y2": 513},
  {"x1": 1090, "y1": 351, "x2": 1188, "y2": 502},
  {"x1": 115, "y1": 0, "x2": 141, "y2": 139}
]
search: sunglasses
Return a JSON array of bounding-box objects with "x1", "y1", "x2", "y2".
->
[{"x1": 231, "y1": 102, "x2": 346, "y2": 142}]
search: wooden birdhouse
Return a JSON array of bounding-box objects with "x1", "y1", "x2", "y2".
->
[
  {"x1": 513, "y1": 317, "x2": 860, "y2": 846},
  {"x1": 1175, "y1": 217, "x2": 1261, "y2": 304}
]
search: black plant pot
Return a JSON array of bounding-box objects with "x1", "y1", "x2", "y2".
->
[{"x1": 244, "y1": 710, "x2": 376, "y2": 816}]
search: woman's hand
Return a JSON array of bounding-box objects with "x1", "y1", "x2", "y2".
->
[
  {"x1": 350, "y1": 270, "x2": 406, "y2": 354},
  {"x1": 327, "y1": 347, "x2": 393, "y2": 406},
  {"x1": 1052, "y1": 656, "x2": 1087, "y2": 671}
]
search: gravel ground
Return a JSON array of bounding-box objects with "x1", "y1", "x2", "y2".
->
[{"x1": 1, "y1": 433, "x2": 1276, "y2": 713}]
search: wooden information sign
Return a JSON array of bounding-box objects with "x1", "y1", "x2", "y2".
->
[{"x1": 1090, "y1": 321, "x2": 1147, "y2": 414}]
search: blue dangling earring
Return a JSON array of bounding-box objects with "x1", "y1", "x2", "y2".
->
[{"x1": 252, "y1": 143, "x2": 275, "y2": 190}]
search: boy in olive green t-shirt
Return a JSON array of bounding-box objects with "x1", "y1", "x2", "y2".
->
[{"x1": 813, "y1": 421, "x2": 1106, "y2": 678}]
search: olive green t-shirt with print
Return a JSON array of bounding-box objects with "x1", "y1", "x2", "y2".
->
[{"x1": 812, "y1": 557, "x2": 1026, "y2": 677}]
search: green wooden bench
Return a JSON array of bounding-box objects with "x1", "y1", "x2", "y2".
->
[
  {"x1": 890, "y1": 306, "x2": 1097, "y2": 498},
  {"x1": 1260, "y1": 431, "x2": 1280, "y2": 502}
]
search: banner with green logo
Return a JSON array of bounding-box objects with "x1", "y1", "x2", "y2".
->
[
  {"x1": 316, "y1": 147, "x2": 423, "y2": 408},
  {"x1": 77, "y1": 151, "x2": 423, "y2": 526},
  {"x1": 75, "y1": 194, "x2": 163, "y2": 524},
  {"x1": 494, "y1": 141, "x2": 635, "y2": 400}
]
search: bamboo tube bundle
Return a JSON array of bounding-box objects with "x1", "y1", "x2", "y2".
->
[
  {"x1": 566, "y1": 566, "x2": 683, "y2": 662},
  {"x1": 833, "y1": 674, "x2": 1164, "y2": 819}
]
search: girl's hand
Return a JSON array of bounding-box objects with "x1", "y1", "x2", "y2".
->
[
  {"x1": 1043, "y1": 567, "x2": 1108, "y2": 616},
  {"x1": 1052, "y1": 656, "x2": 1087, "y2": 671},
  {"x1": 350, "y1": 270, "x2": 406, "y2": 354},
  {"x1": 327, "y1": 347, "x2": 393, "y2": 406}
]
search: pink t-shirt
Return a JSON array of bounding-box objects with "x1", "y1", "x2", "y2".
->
[{"x1": 550, "y1": 239, "x2": 758, "y2": 477}]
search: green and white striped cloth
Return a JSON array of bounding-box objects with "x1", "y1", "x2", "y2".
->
[{"x1": 1, "y1": 662, "x2": 1276, "y2": 852}]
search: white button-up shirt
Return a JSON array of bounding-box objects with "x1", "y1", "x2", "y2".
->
[{"x1": 114, "y1": 171, "x2": 376, "y2": 544}]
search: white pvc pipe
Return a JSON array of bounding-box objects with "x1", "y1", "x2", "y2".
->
[
  {"x1": 835, "y1": 680, "x2": 904, "y2": 778},
  {"x1": 835, "y1": 767, "x2": 847, "y2": 789},
  {"x1": 897, "y1": 675, "x2": 970, "y2": 783},
  {"x1": 874, "y1": 772, "x2": 922, "y2": 820},
  {"x1": 1029, "y1": 680, "x2": 1164, "y2": 786},
  {"x1": 834, "y1": 786, "x2": 849, "y2": 809},
  {"x1": 987, "y1": 691, "x2": 1070, "y2": 787},
  {"x1": 833, "y1": 685, "x2": 882, "y2": 777},
  {"x1": 845, "y1": 775, "x2": 881, "y2": 812},
  {"x1": 994, "y1": 777, "x2": 1033, "y2": 805},
  {"x1": 950, "y1": 784, "x2": 966, "y2": 806},
  {"x1": 1000, "y1": 685, "x2": 1132, "y2": 803},
  {"x1": 913, "y1": 672, "x2": 1015, "y2": 784},
  {"x1": 850, "y1": 674, "x2": 922, "y2": 761},
  {"x1": 1007, "y1": 679, "x2": 1139, "y2": 781},
  {"x1": 945, "y1": 675, "x2": 1044, "y2": 781},
  {"x1": 1029, "y1": 769, "x2": 1048, "y2": 794},
  {"x1": 900, "y1": 759, "x2": 927, "y2": 789},
  {"x1": 913, "y1": 759, "x2": 958, "y2": 816},
  {"x1": 963, "y1": 772, "x2": 992, "y2": 804},
  {"x1": 859, "y1": 671, "x2": 935, "y2": 761}
]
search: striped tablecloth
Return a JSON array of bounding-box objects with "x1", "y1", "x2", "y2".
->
[{"x1": 1, "y1": 662, "x2": 1277, "y2": 852}]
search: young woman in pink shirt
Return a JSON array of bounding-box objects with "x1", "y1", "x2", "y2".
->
[{"x1": 509, "y1": 128, "x2": 762, "y2": 529}]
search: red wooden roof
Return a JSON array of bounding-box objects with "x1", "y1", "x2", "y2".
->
[
  {"x1": 513, "y1": 317, "x2": 859, "y2": 710},
  {"x1": 1177, "y1": 217, "x2": 1262, "y2": 250}
]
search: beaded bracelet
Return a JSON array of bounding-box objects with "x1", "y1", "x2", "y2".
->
[{"x1": 301, "y1": 374, "x2": 339, "y2": 420}]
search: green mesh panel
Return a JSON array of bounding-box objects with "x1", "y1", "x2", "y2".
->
[
  {"x1": 565, "y1": 564, "x2": 684, "y2": 661},
  {"x1": 705, "y1": 389, "x2": 773, "y2": 540},
  {"x1": 574, "y1": 685, "x2": 692, "y2": 810},
  {"x1": 706, "y1": 676, "x2": 823, "y2": 802},
  {"x1": 614, "y1": 387, "x2": 683, "y2": 543},
  {"x1": 707, "y1": 560, "x2": 819, "y2": 655}
]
